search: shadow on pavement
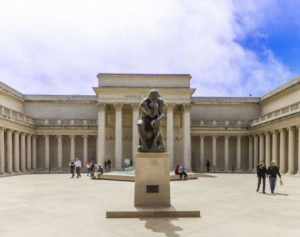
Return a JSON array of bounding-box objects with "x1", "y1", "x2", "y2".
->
[{"x1": 141, "y1": 218, "x2": 183, "y2": 237}]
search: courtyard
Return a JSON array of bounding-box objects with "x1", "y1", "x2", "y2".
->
[{"x1": 0, "y1": 173, "x2": 299, "y2": 237}]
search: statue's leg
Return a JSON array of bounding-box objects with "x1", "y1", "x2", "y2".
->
[{"x1": 137, "y1": 119, "x2": 148, "y2": 151}]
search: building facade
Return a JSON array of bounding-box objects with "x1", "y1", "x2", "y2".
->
[{"x1": 1, "y1": 73, "x2": 300, "y2": 175}]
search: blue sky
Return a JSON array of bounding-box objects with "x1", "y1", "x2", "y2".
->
[{"x1": 0, "y1": 0, "x2": 299, "y2": 97}]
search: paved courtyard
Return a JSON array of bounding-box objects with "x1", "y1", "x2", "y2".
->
[{"x1": 0, "y1": 173, "x2": 300, "y2": 237}]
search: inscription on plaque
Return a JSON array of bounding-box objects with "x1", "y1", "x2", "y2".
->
[{"x1": 146, "y1": 185, "x2": 159, "y2": 193}]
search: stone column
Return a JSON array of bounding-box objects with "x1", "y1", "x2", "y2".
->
[
  {"x1": 288, "y1": 127, "x2": 295, "y2": 174},
  {"x1": 44, "y1": 135, "x2": 50, "y2": 170},
  {"x1": 200, "y1": 136, "x2": 205, "y2": 171},
  {"x1": 13, "y1": 131, "x2": 20, "y2": 173},
  {"x1": 183, "y1": 104, "x2": 191, "y2": 169},
  {"x1": 32, "y1": 136, "x2": 37, "y2": 170},
  {"x1": 224, "y1": 135, "x2": 229, "y2": 171},
  {"x1": 83, "y1": 135, "x2": 88, "y2": 167},
  {"x1": 265, "y1": 132, "x2": 271, "y2": 166},
  {"x1": 272, "y1": 131, "x2": 278, "y2": 164},
  {"x1": 259, "y1": 133, "x2": 264, "y2": 161},
  {"x1": 298, "y1": 126, "x2": 300, "y2": 174},
  {"x1": 97, "y1": 104, "x2": 106, "y2": 166},
  {"x1": 167, "y1": 104, "x2": 175, "y2": 168},
  {"x1": 26, "y1": 134, "x2": 32, "y2": 171},
  {"x1": 70, "y1": 135, "x2": 75, "y2": 159},
  {"x1": 254, "y1": 135, "x2": 258, "y2": 169},
  {"x1": 0, "y1": 128, "x2": 4, "y2": 174},
  {"x1": 279, "y1": 128, "x2": 286, "y2": 173},
  {"x1": 131, "y1": 104, "x2": 139, "y2": 165},
  {"x1": 236, "y1": 136, "x2": 242, "y2": 170},
  {"x1": 6, "y1": 130, "x2": 13, "y2": 173},
  {"x1": 21, "y1": 133, "x2": 26, "y2": 172},
  {"x1": 115, "y1": 103, "x2": 123, "y2": 170},
  {"x1": 57, "y1": 135, "x2": 63, "y2": 170},
  {"x1": 212, "y1": 135, "x2": 217, "y2": 170},
  {"x1": 248, "y1": 136, "x2": 253, "y2": 171}
]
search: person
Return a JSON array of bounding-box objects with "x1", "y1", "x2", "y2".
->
[
  {"x1": 90, "y1": 163, "x2": 98, "y2": 179},
  {"x1": 206, "y1": 160, "x2": 210, "y2": 172},
  {"x1": 256, "y1": 159, "x2": 267, "y2": 193},
  {"x1": 104, "y1": 160, "x2": 108, "y2": 171},
  {"x1": 175, "y1": 165, "x2": 180, "y2": 176},
  {"x1": 74, "y1": 158, "x2": 82, "y2": 178},
  {"x1": 69, "y1": 158, "x2": 75, "y2": 178},
  {"x1": 267, "y1": 160, "x2": 282, "y2": 194},
  {"x1": 107, "y1": 159, "x2": 111, "y2": 172},
  {"x1": 86, "y1": 161, "x2": 91, "y2": 176},
  {"x1": 179, "y1": 165, "x2": 188, "y2": 180},
  {"x1": 95, "y1": 165, "x2": 104, "y2": 179}
]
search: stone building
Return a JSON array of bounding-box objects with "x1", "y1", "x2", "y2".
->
[{"x1": 1, "y1": 73, "x2": 300, "y2": 175}]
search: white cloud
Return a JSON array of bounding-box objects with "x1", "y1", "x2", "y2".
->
[{"x1": 0, "y1": 0, "x2": 294, "y2": 96}]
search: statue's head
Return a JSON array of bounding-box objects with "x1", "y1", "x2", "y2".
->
[{"x1": 148, "y1": 90, "x2": 160, "y2": 102}]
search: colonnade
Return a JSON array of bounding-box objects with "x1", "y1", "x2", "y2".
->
[
  {"x1": 0, "y1": 127, "x2": 36, "y2": 174},
  {"x1": 252, "y1": 127, "x2": 300, "y2": 175},
  {"x1": 97, "y1": 103, "x2": 191, "y2": 169},
  {"x1": 198, "y1": 135, "x2": 247, "y2": 172}
]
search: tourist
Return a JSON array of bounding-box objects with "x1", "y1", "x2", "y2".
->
[
  {"x1": 107, "y1": 159, "x2": 111, "y2": 172},
  {"x1": 95, "y1": 165, "x2": 104, "y2": 179},
  {"x1": 86, "y1": 161, "x2": 91, "y2": 176},
  {"x1": 104, "y1": 160, "x2": 107, "y2": 171},
  {"x1": 74, "y1": 158, "x2": 82, "y2": 178},
  {"x1": 267, "y1": 160, "x2": 282, "y2": 194},
  {"x1": 90, "y1": 163, "x2": 98, "y2": 179},
  {"x1": 179, "y1": 165, "x2": 188, "y2": 180},
  {"x1": 175, "y1": 165, "x2": 180, "y2": 176},
  {"x1": 69, "y1": 158, "x2": 75, "y2": 178},
  {"x1": 256, "y1": 159, "x2": 267, "y2": 193},
  {"x1": 206, "y1": 160, "x2": 210, "y2": 172}
]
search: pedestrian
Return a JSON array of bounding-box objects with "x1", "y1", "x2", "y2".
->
[
  {"x1": 267, "y1": 160, "x2": 282, "y2": 194},
  {"x1": 104, "y1": 160, "x2": 107, "y2": 171},
  {"x1": 86, "y1": 161, "x2": 91, "y2": 176},
  {"x1": 206, "y1": 160, "x2": 210, "y2": 172},
  {"x1": 256, "y1": 159, "x2": 267, "y2": 193},
  {"x1": 179, "y1": 165, "x2": 188, "y2": 180},
  {"x1": 74, "y1": 158, "x2": 82, "y2": 178},
  {"x1": 107, "y1": 159, "x2": 111, "y2": 172},
  {"x1": 175, "y1": 165, "x2": 180, "y2": 176},
  {"x1": 69, "y1": 158, "x2": 75, "y2": 178}
]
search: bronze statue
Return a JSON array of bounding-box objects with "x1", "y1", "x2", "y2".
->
[{"x1": 137, "y1": 90, "x2": 165, "y2": 152}]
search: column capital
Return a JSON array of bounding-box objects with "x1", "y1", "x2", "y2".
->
[
  {"x1": 98, "y1": 103, "x2": 106, "y2": 109},
  {"x1": 182, "y1": 103, "x2": 191, "y2": 110},
  {"x1": 212, "y1": 135, "x2": 218, "y2": 139},
  {"x1": 271, "y1": 130, "x2": 278, "y2": 134},
  {"x1": 44, "y1": 134, "x2": 49, "y2": 138},
  {"x1": 288, "y1": 126, "x2": 295, "y2": 131},
  {"x1": 13, "y1": 130, "x2": 20, "y2": 134},
  {"x1": 224, "y1": 135, "x2": 230, "y2": 138},
  {"x1": 56, "y1": 135, "x2": 62, "y2": 138},
  {"x1": 199, "y1": 135, "x2": 206, "y2": 139},
  {"x1": 166, "y1": 103, "x2": 175, "y2": 109},
  {"x1": 130, "y1": 103, "x2": 139, "y2": 109},
  {"x1": 113, "y1": 103, "x2": 123, "y2": 109},
  {"x1": 82, "y1": 135, "x2": 88, "y2": 139},
  {"x1": 69, "y1": 134, "x2": 75, "y2": 138}
]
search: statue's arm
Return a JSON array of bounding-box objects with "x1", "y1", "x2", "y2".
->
[
  {"x1": 140, "y1": 99, "x2": 152, "y2": 116},
  {"x1": 155, "y1": 99, "x2": 165, "y2": 122}
]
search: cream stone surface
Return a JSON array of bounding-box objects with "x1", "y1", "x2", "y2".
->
[
  {"x1": 0, "y1": 174, "x2": 300, "y2": 237},
  {"x1": 1, "y1": 74, "x2": 300, "y2": 176},
  {"x1": 135, "y1": 152, "x2": 170, "y2": 207}
]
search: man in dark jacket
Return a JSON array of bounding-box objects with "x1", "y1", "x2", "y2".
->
[
  {"x1": 267, "y1": 160, "x2": 282, "y2": 194},
  {"x1": 257, "y1": 160, "x2": 267, "y2": 193}
]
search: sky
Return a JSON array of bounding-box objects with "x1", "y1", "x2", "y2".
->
[{"x1": 0, "y1": 0, "x2": 299, "y2": 97}]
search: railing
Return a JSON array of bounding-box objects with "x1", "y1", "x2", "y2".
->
[
  {"x1": 35, "y1": 119, "x2": 97, "y2": 127},
  {"x1": 251, "y1": 102, "x2": 300, "y2": 126},
  {"x1": 0, "y1": 105, "x2": 35, "y2": 125},
  {"x1": 191, "y1": 119, "x2": 250, "y2": 128}
]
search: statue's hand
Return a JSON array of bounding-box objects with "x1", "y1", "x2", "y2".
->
[{"x1": 151, "y1": 120, "x2": 158, "y2": 128}]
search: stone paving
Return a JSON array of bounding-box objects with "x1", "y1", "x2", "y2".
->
[{"x1": 0, "y1": 173, "x2": 300, "y2": 237}]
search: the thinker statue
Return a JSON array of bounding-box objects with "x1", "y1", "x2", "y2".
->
[{"x1": 137, "y1": 90, "x2": 165, "y2": 152}]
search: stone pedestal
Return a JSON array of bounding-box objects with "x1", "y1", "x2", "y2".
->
[{"x1": 134, "y1": 152, "x2": 170, "y2": 207}]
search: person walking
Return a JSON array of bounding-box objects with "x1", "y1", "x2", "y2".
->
[
  {"x1": 256, "y1": 159, "x2": 267, "y2": 193},
  {"x1": 86, "y1": 161, "x2": 91, "y2": 176},
  {"x1": 206, "y1": 160, "x2": 210, "y2": 172},
  {"x1": 267, "y1": 160, "x2": 282, "y2": 194},
  {"x1": 74, "y1": 158, "x2": 82, "y2": 178},
  {"x1": 69, "y1": 158, "x2": 75, "y2": 178}
]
